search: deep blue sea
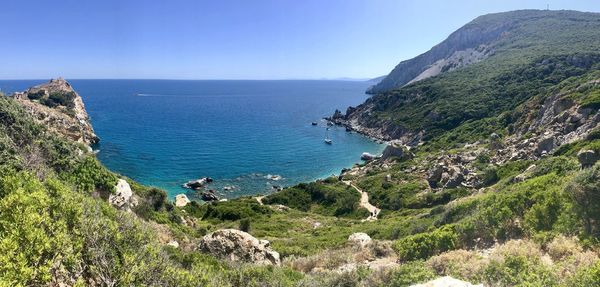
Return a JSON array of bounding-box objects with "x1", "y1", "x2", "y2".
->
[{"x1": 0, "y1": 80, "x2": 384, "y2": 199}]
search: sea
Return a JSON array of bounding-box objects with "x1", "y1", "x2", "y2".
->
[{"x1": 0, "y1": 80, "x2": 385, "y2": 199}]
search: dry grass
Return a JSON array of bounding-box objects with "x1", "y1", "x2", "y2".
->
[
  {"x1": 285, "y1": 240, "x2": 395, "y2": 273},
  {"x1": 428, "y1": 249, "x2": 488, "y2": 281}
]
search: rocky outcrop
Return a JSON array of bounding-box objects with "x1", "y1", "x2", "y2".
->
[
  {"x1": 183, "y1": 177, "x2": 213, "y2": 190},
  {"x1": 11, "y1": 78, "x2": 98, "y2": 146},
  {"x1": 348, "y1": 232, "x2": 372, "y2": 248},
  {"x1": 198, "y1": 229, "x2": 280, "y2": 265},
  {"x1": 175, "y1": 194, "x2": 191, "y2": 207},
  {"x1": 410, "y1": 276, "x2": 482, "y2": 287},
  {"x1": 381, "y1": 144, "x2": 409, "y2": 161},
  {"x1": 201, "y1": 190, "x2": 219, "y2": 202},
  {"x1": 109, "y1": 179, "x2": 137, "y2": 210}
]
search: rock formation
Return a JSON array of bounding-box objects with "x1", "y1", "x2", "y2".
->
[
  {"x1": 175, "y1": 194, "x2": 191, "y2": 207},
  {"x1": 109, "y1": 179, "x2": 137, "y2": 210},
  {"x1": 348, "y1": 232, "x2": 372, "y2": 248},
  {"x1": 198, "y1": 229, "x2": 281, "y2": 265},
  {"x1": 11, "y1": 78, "x2": 98, "y2": 146}
]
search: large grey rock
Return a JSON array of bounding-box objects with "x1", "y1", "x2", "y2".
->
[
  {"x1": 578, "y1": 150, "x2": 598, "y2": 168},
  {"x1": 199, "y1": 229, "x2": 280, "y2": 265},
  {"x1": 381, "y1": 144, "x2": 407, "y2": 161},
  {"x1": 536, "y1": 136, "x2": 556, "y2": 155}
]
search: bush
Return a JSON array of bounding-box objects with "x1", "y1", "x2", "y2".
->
[
  {"x1": 566, "y1": 163, "x2": 600, "y2": 236},
  {"x1": 393, "y1": 226, "x2": 458, "y2": 261},
  {"x1": 239, "y1": 218, "x2": 251, "y2": 232}
]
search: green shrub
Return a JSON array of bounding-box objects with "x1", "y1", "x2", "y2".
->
[
  {"x1": 239, "y1": 218, "x2": 251, "y2": 232},
  {"x1": 393, "y1": 226, "x2": 458, "y2": 261},
  {"x1": 482, "y1": 255, "x2": 558, "y2": 287},
  {"x1": 566, "y1": 163, "x2": 600, "y2": 236}
]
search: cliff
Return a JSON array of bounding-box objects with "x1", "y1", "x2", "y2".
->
[{"x1": 12, "y1": 78, "x2": 99, "y2": 146}]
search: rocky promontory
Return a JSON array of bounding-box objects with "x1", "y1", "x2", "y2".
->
[{"x1": 11, "y1": 78, "x2": 99, "y2": 146}]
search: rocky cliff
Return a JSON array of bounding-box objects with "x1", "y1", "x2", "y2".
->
[
  {"x1": 368, "y1": 10, "x2": 600, "y2": 94},
  {"x1": 11, "y1": 78, "x2": 99, "y2": 146}
]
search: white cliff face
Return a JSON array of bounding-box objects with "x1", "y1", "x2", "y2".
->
[
  {"x1": 198, "y1": 229, "x2": 281, "y2": 265},
  {"x1": 12, "y1": 78, "x2": 99, "y2": 146}
]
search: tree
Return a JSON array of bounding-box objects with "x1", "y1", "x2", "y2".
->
[{"x1": 566, "y1": 163, "x2": 600, "y2": 235}]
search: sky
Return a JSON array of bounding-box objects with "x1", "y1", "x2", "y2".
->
[{"x1": 0, "y1": 0, "x2": 598, "y2": 80}]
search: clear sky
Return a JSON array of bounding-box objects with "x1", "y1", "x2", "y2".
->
[{"x1": 1, "y1": 0, "x2": 598, "y2": 80}]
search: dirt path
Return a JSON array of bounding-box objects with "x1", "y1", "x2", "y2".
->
[{"x1": 343, "y1": 181, "x2": 380, "y2": 221}]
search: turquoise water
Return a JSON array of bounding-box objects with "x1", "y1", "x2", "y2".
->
[{"x1": 0, "y1": 80, "x2": 384, "y2": 199}]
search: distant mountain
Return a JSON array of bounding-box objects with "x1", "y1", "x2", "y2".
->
[
  {"x1": 335, "y1": 9, "x2": 600, "y2": 144},
  {"x1": 368, "y1": 9, "x2": 600, "y2": 94}
]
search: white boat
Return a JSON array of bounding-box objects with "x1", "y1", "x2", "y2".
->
[{"x1": 324, "y1": 128, "x2": 332, "y2": 144}]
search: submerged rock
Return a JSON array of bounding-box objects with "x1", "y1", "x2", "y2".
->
[{"x1": 198, "y1": 229, "x2": 280, "y2": 265}]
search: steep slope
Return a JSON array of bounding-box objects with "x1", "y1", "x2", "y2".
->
[
  {"x1": 336, "y1": 10, "x2": 600, "y2": 144},
  {"x1": 368, "y1": 10, "x2": 600, "y2": 94}
]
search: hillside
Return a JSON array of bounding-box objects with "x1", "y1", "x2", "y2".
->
[
  {"x1": 368, "y1": 10, "x2": 600, "y2": 94},
  {"x1": 1, "y1": 9, "x2": 600, "y2": 287}
]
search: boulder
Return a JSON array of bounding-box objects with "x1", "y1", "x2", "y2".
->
[
  {"x1": 427, "y1": 164, "x2": 444, "y2": 188},
  {"x1": 183, "y1": 177, "x2": 213, "y2": 190},
  {"x1": 578, "y1": 150, "x2": 598, "y2": 168},
  {"x1": 167, "y1": 240, "x2": 179, "y2": 248},
  {"x1": 201, "y1": 190, "x2": 219, "y2": 202},
  {"x1": 361, "y1": 152, "x2": 376, "y2": 160},
  {"x1": 198, "y1": 229, "x2": 280, "y2": 265},
  {"x1": 410, "y1": 276, "x2": 482, "y2": 287},
  {"x1": 175, "y1": 194, "x2": 191, "y2": 207},
  {"x1": 536, "y1": 136, "x2": 556, "y2": 155},
  {"x1": 348, "y1": 232, "x2": 372, "y2": 248},
  {"x1": 381, "y1": 144, "x2": 406, "y2": 161},
  {"x1": 109, "y1": 179, "x2": 134, "y2": 208}
]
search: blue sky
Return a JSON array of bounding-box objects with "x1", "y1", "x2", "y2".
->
[{"x1": 1, "y1": 0, "x2": 598, "y2": 80}]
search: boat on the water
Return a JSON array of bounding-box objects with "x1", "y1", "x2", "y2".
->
[
  {"x1": 311, "y1": 122, "x2": 318, "y2": 126},
  {"x1": 324, "y1": 128, "x2": 332, "y2": 144}
]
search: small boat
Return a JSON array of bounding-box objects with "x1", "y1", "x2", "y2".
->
[
  {"x1": 324, "y1": 128, "x2": 332, "y2": 144},
  {"x1": 311, "y1": 122, "x2": 318, "y2": 126}
]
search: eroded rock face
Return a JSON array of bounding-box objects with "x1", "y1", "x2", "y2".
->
[
  {"x1": 348, "y1": 232, "x2": 372, "y2": 248},
  {"x1": 410, "y1": 276, "x2": 483, "y2": 287},
  {"x1": 198, "y1": 229, "x2": 280, "y2": 265},
  {"x1": 11, "y1": 78, "x2": 98, "y2": 145}
]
